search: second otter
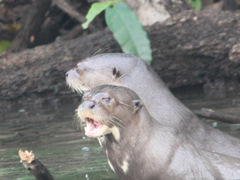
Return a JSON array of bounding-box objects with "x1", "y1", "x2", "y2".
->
[{"x1": 77, "y1": 85, "x2": 240, "y2": 180}]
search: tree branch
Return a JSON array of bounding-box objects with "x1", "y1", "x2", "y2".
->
[{"x1": 18, "y1": 150, "x2": 54, "y2": 180}]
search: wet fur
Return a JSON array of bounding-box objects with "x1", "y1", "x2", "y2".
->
[
  {"x1": 78, "y1": 85, "x2": 240, "y2": 180},
  {"x1": 66, "y1": 53, "x2": 240, "y2": 158}
]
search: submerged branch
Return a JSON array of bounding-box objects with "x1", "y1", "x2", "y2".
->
[
  {"x1": 194, "y1": 108, "x2": 240, "y2": 124},
  {"x1": 18, "y1": 149, "x2": 54, "y2": 180}
]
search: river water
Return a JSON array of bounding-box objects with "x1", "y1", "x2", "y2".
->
[{"x1": 0, "y1": 89, "x2": 239, "y2": 180}]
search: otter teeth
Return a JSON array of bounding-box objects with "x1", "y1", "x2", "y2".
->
[
  {"x1": 84, "y1": 117, "x2": 106, "y2": 137},
  {"x1": 85, "y1": 118, "x2": 102, "y2": 130}
]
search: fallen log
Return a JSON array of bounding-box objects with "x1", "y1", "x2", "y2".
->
[
  {"x1": 0, "y1": 10, "x2": 239, "y2": 104},
  {"x1": 150, "y1": 10, "x2": 240, "y2": 87}
]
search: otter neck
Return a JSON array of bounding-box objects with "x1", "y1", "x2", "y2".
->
[
  {"x1": 99, "y1": 108, "x2": 159, "y2": 177},
  {"x1": 121, "y1": 63, "x2": 197, "y2": 129},
  {"x1": 102, "y1": 107, "x2": 159, "y2": 146}
]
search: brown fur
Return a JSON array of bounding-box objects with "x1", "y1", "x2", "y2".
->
[
  {"x1": 66, "y1": 53, "x2": 240, "y2": 158},
  {"x1": 77, "y1": 85, "x2": 240, "y2": 180}
]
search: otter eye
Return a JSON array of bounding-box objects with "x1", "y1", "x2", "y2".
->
[
  {"x1": 102, "y1": 97, "x2": 111, "y2": 103},
  {"x1": 112, "y1": 67, "x2": 120, "y2": 78}
]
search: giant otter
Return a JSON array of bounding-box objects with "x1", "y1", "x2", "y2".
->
[
  {"x1": 77, "y1": 85, "x2": 240, "y2": 179},
  {"x1": 66, "y1": 53, "x2": 240, "y2": 157}
]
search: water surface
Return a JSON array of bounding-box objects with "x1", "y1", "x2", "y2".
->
[
  {"x1": 0, "y1": 100, "x2": 116, "y2": 180},
  {"x1": 0, "y1": 90, "x2": 239, "y2": 180}
]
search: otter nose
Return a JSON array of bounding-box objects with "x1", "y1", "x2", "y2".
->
[
  {"x1": 82, "y1": 101, "x2": 95, "y2": 109},
  {"x1": 65, "y1": 69, "x2": 79, "y2": 80},
  {"x1": 89, "y1": 101, "x2": 95, "y2": 109}
]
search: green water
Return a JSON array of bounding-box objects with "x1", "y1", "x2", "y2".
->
[
  {"x1": 0, "y1": 101, "x2": 117, "y2": 180},
  {"x1": 0, "y1": 90, "x2": 239, "y2": 180}
]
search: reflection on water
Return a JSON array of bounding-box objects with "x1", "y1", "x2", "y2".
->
[
  {"x1": 0, "y1": 90, "x2": 239, "y2": 180},
  {"x1": 176, "y1": 90, "x2": 240, "y2": 138}
]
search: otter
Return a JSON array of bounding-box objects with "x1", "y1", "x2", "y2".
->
[
  {"x1": 77, "y1": 85, "x2": 240, "y2": 180},
  {"x1": 66, "y1": 53, "x2": 240, "y2": 157}
]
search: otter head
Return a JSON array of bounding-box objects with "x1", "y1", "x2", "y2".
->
[
  {"x1": 65, "y1": 53, "x2": 139, "y2": 94},
  {"x1": 77, "y1": 85, "x2": 143, "y2": 140}
]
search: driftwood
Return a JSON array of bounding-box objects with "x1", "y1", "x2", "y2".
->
[
  {"x1": 222, "y1": 0, "x2": 239, "y2": 11},
  {"x1": 52, "y1": 0, "x2": 86, "y2": 24},
  {"x1": 0, "y1": 10, "x2": 239, "y2": 105},
  {"x1": 51, "y1": 0, "x2": 97, "y2": 37},
  {"x1": 18, "y1": 150, "x2": 54, "y2": 180},
  {"x1": 150, "y1": 10, "x2": 240, "y2": 88},
  {"x1": 194, "y1": 108, "x2": 240, "y2": 124}
]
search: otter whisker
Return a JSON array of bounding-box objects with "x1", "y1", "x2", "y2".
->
[
  {"x1": 76, "y1": 88, "x2": 83, "y2": 95},
  {"x1": 113, "y1": 73, "x2": 128, "y2": 85},
  {"x1": 70, "y1": 81, "x2": 90, "y2": 95},
  {"x1": 118, "y1": 101, "x2": 132, "y2": 108},
  {"x1": 73, "y1": 112, "x2": 83, "y2": 131},
  {"x1": 105, "y1": 116, "x2": 124, "y2": 128},
  {"x1": 91, "y1": 49, "x2": 103, "y2": 57},
  {"x1": 71, "y1": 83, "x2": 83, "y2": 94},
  {"x1": 105, "y1": 119, "x2": 123, "y2": 129},
  {"x1": 111, "y1": 116, "x2": 124, "y2": 125}
]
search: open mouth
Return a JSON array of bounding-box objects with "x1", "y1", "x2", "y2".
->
[{"x1": 84, "y1": 117, "x2": 104, "y2": 137}]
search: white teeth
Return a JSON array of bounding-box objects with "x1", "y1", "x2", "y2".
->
[{"x1": 85, "y1": 126, "x2": 97, "y2": 133}]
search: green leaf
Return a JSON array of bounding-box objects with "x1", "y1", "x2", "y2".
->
[
  {"x1": 105, "y1": 2, "x2": 152, "y2": 64},
  {"x1": 0, "y1": 40, "x2": 11, "y2": 53},
  {"x1": 188, "y1": 0, "x2": 202, "y2": 11},
  {"x1": 82, "y1": 0, "x2": 122, "y2": 29}
]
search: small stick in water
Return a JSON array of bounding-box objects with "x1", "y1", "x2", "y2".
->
[
  {"x1": 18, "y1": 149, "x2": 54, "y2": 180},
  {"x1": 194, "y1": 108, "x2": 240, "y2": 124}
]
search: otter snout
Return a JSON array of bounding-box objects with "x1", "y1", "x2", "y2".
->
[
  {"x1": 80, "y1": 101, "x2": 96, "y2": 109},
  {"x1": 65, "y1": 69, "x2": 79, "y2": 79},
  {"x1": 66, "y1": 63, "x2": 87, "y2": 80}
]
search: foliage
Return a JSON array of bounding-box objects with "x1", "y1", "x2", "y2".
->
[
  {"x1": 82, "y1": 0, "x2": 152, "y2": 64},
  {"x1": 82, "y1": 0, "x2": 122, "y2": 29},
  {"x1": 0, "y1": 40, "x2": 11, "y2": 53},
  {"x1": 105, "y1": 2, "x2": 152, "y2": 64},
  {"x1": 188, "y1": 0, "x2": 202, "y2": 11}
]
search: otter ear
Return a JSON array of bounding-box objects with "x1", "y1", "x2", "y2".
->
[
  {"x1": 112, "y1": 67, "x2": 120, "y2": 78},
  {"x1": 132, "y1": 100, "x2": 143, "y2": 113}
]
